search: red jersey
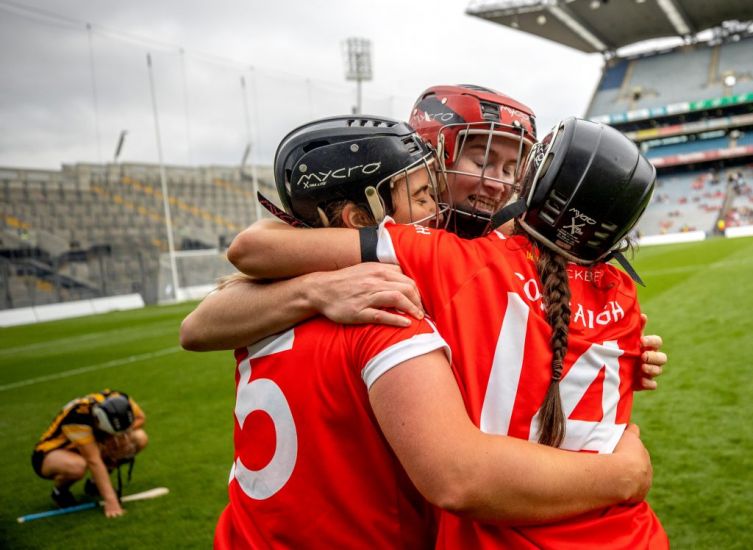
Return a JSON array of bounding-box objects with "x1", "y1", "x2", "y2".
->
[
  {"x1": 372, "y1": 220, "x2": 668, "y2": 549},
  {"x1": 214, "y1": 314, "x2": 449, "y2": 550}
]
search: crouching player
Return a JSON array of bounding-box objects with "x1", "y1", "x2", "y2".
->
[{"x1": 31, "y1": 389, "x2": 148, "y2": 518}]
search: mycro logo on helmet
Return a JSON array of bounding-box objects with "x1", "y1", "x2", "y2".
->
[
  {"x1": 295, "y1": 162, "x2": 382, "y2": 189},
  {"x1": 422, "y1": 111, "x2": 456, "y2": 123},
  {"x1": 569, "y1": 208, "x2": 596, "y2": 225},
  {"x1": 499, "y1": 104, "x2": 525, "y2": 119},
  {"x1": 563, "y1": 208, "x2": 596, "y2": 236}
]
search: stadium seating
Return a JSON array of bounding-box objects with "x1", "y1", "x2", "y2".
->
[
  {"x1": 583, "y1": 31, "x2": 753, "y2": 241},
  {"x1": 637, "y1": 165, "x2": 753, "y2": 236},
  {"x1": 587, "y1": 36, "x2": 753, "y2": 119},
  {"x1": 718, "y1": 37, "x2": 753, "y2": 84},
  {"x1": 0, "y1": 163, "x2": 274, "y2": 309},
  {"x1": 724, "y1": 166, "x2": 753, "y2": 228}
]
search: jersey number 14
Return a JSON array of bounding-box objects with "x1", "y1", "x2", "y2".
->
[{"x1": 480, "y1": 293, "x2": 628, "y2": 453}]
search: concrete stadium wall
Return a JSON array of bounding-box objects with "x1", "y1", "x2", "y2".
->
[
  {"x1": 638, "y1": 230, "x2": 707, "y2": 246},
  {"x1": 725, "y1": 225, "x2": 753, "y2": 238},
  {"x1": 0, "y1": 294, "x2": 144, "y2": 327},
  {"x1": 637, "y1": 225, "x2": 753, "y2": 246},
  {"x1": 175, "y1": 284, "x2": 214, "y2": 302}
]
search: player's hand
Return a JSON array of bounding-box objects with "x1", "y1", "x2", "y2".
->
[
  {"x1": 309, "y1": 263, "x2": 424, "y2": 327},
  {"x1": 637, "y1": 314, "x2": 667, "y2": 391},
  {"x1": 612, "y1": 424, "x2": 653, "y2": 503},
  {"x1": 103, "y1": 498, "x2": 125, "y2": 518}
]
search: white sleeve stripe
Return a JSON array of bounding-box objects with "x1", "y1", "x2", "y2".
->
[
  {"x1": 361, "y1": 332, "x2": 451, "y2": 390},
  {"x1": 376, "y1": 217, "x2": 400, "y2": 265}
]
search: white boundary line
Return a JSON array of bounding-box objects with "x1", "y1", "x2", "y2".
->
[
  {"x1": 0, "y1": 323, "x2": 178, "y2": 357},
  {"x1": 0, "y1": 346, "x2": 182, "y2": 392}
]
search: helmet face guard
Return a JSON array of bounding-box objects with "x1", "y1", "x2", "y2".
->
[
  {"x1": 374, "y1": 155, "x2": 449, "y2": 228},
  {"x1": 438, "y1": 122, "x2": 533, "y2": 237},
  {"x1": 516, "y1": 117, "x2": 656, "y2": 265},
  {"x1": 93, "y1": 394, "x2": 134, "y2": 435},
  {"x1": 274, "y1": 115, "x2": 445, "y2": 228},
  {"x1": 409, "y1": 85, "x2": 537, "y2": 238}
]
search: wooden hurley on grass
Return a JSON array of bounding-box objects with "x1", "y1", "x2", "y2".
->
[{"x1": 17, "y1": 487, "x2": 169, "y2": 523}]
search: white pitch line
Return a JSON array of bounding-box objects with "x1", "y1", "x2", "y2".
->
[
  {"x1": 0, "y1": 323, "x2": 178, "y2": 357},
  {"x1": 0, "y1": 331, "x2": 106, "y2": 357},
  {"x1": 0, "y1": 346, "x2": 182, "y2": 392}
]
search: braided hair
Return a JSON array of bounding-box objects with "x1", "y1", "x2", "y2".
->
[{"x1": 533, "y1": 243, "x2": 571, "y2": 448}]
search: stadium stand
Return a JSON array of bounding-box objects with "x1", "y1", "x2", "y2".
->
[
  {"x1": 0, "y1": 163, "x2": 273, "y2": 309},
  {"x1": 586, "y1": 33, "x2": 753, "y2": 237},
  {"x1": 468, "y1": 0, "x2": 753, "y2": 239}
]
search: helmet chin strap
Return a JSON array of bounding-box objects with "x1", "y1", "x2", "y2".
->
[
  {"x1": 489, "y1": 198, "x2": 527, "y2": 230},
  {"x1": 448, "y1": 197, "x2": 527, "y2": 239},
  {"x1": 449, "y1": 209, "x2": 492, "y2": 239},
  {"x1": 607, "y1": 251, "x2": 646, "y2": 287}
]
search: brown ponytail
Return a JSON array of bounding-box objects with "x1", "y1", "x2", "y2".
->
[{"x1": 534, "y1": 244, "x2": 571, "y2": 447}]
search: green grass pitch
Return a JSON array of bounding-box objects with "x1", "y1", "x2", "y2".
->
[{"x1": 1, "y1": 236, "x2": 752, "y2": 548}]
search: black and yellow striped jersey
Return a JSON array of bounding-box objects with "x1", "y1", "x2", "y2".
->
[{"x1": 34, "y1": 389, "x2": 143, "y2": 455}]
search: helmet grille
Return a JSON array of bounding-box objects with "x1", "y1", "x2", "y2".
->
[
  {"x1": 402, "y1": 136, "x2": 421, "y2": 154},
  {"x1": 540, "y1": 189, "x2": 567, "y2": 225},
  {"x1": 459, "y1": 83, "x2": 498, "y2": 94},
  {"x1": 346, "y1": 118, "x2": 397, "y2": 128},
  {"x1": 587, "y1": 222, "x2": 619, "y2": 248},
  {"x1": 479, "y1": 101, "x2": 500, "y2": 122}
]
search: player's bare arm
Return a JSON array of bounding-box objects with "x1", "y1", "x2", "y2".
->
[
  {"x1": 180, "y1": 264, "x2": 424, "y2": 351},
  {"x1": 181, "y1": 274, "x2": 326, "y2": 351},
  {"x1": 369, "y1": 349, "x2": 652, "y2": 524},
  {"x1": 77, "y1": 441, "x2": 124, "y2": 518},
  {"x1": 227, "y1": 219, "x2": 360, "y2": 279}
]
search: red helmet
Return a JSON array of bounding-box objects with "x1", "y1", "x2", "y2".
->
[
  {"x1": 409, "y1": 85, "x2": 537, "y2": 237},
  {"x1": 409, "y1": 84, "x2": 537, "y2": 168}
]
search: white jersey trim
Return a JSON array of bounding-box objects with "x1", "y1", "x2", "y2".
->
[
  {"x1": 375, "y1": 217, "x2": 400, "y2": 266},
  {"x1": 245, "y1": 328, "x2": 295, "y2": 359},
  {"x1": 361, "y1": 331, "x2": 451, "y2": 390}
]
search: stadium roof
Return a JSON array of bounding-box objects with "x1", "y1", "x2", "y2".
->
[{"x1": 466, "y1": 0, "x2": 753, "y2": 54}]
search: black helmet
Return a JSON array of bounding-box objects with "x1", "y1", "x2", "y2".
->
[
  {"x1": 514, "y1": 117, "x2": 655, "y2": 265},
  {"x1": 273, "y1": 115, "x2": 435, "y2": 227},
  {"x1": 92, "y1": 392, "x2": 134, "y2": 434}
]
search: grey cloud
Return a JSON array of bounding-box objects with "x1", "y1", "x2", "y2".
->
[{"x1": 1, "y1": 0, "x2": 601, "y2": 169}]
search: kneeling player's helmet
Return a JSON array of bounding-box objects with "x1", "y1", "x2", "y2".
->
[
  {"x1": 274, "y1": 115, "x2": 440, "y2": 227},
  {"x1": 498, "y1": 117, "x2": 654, "y2": 273},
  {"x1": 409, "y1": 84, "x2": 537, "y2": 237},
  {"x1": 93, "y1": 393, "x2": 134, "y2": 434}
]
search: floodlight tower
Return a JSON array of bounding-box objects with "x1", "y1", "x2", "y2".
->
[{"x1": 342, "y1": 38, "x2": 372, "y2": 114}]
